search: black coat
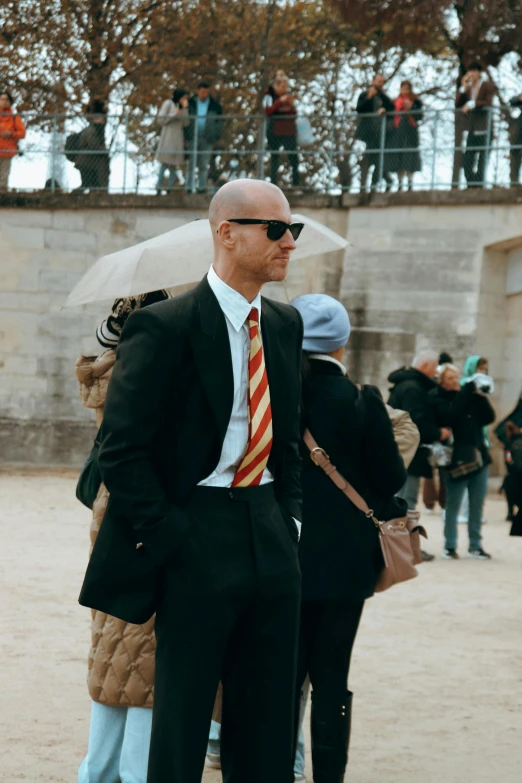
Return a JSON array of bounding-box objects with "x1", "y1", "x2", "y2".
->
[
  {"x1": 429, "y1": 382, "x2": 495, "y2": 467},
  {"x1": 184, "y1": 95, "x2": 223, "y2": 144},
  {"x1": 388, "y1": 367, "x2": 440, "y2": 478},
  {"x1": 79, "y1": 277, "x2": 303, "y2": 624},
  {"x1": 355, "y1": 88, "x2": 395, "y2": 146},
  {"x1": 298, "y1": 359, "x2": 407, "y2": 602}
]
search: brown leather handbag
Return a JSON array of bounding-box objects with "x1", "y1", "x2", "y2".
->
[{"x1": 303, "y1": 429, "x2": 427, "y2": 592}]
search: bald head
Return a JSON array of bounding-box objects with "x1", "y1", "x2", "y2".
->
[{"x1": 209, "y1": 179, "x2": 290, "y2": 232}]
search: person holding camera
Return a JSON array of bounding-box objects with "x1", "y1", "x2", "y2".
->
[
  {"x1": 455, "y1": 62, "x2": 495, "y2": 187},
  {"x1": 430, "y1": 360, "x2": 495, "y2": 560},
  {"x1": 355, "y1": 74, "x2": 394, "y2": 192},
  {"x1": 156, "y1": 88, "x2": 190, "y2": 193},
  {"x1": 263, "y1": 71, "x2": 300, "y2": 189}
]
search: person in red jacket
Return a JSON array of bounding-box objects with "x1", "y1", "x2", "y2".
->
[
  {"x1": 263, "y1": 71, "x2": 300, "y2": 188},
  {"x1": 0, "y1": 90, "x2": 26, "y2": 190}
]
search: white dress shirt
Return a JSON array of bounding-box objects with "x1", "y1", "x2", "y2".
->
[{"x1": 198, "y1": 265, "x2": 274, "y2": 487}]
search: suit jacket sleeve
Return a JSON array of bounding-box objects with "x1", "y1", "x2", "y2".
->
[
  {"x1": 97, "y1": 308, "x2": 190, "y2": 568},
  {"x1": 276, "y1": 313, "x2": 304, "y2": 521}
]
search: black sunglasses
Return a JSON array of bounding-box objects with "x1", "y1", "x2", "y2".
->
[{"x1": 227, "y1": 219, "x2": 305, "y2": 241}]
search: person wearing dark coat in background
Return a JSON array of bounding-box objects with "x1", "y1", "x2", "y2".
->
[
  {"x1": 355, "y1": 73, "x2": 394, "y2": 192},
  {"x1": 388, "y1": 80, "x2": 423, "y2": 191},
  {"x1": 508, "y1": 93, "x2": 522, "y2": 186},
  {"x1": 495, "y1": 390, "x2": 522, "y2": 535},
  {"x1": 75, "y1": 100, "x2": 110, "y2": 191},
  {"x1": 430, "y1": 364, "x2": 495, "y2": 559},
  {"x1": 455, "y1": 62, "x2": 496, "y2": 188},
  {"x1": 291, "y1": 294, "x2": 407, "y2": 783},
  {"x1": 388, "y1": 350, "x2": 452, "y2": 561}
]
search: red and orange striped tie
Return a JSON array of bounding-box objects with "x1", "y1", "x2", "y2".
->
[{"x1": 232, "y1": 307, "x2": 273, "y2": 487}]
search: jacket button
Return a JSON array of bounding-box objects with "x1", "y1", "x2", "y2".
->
[
  {"x1": 229, "y1": 491, "x2": 234, "y2": 499},
  {"x1": 136, "y1": 542, "x2": 143, "y2": 550}
]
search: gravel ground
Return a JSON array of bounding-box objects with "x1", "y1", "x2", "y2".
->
[{"x1": 0, "y1": 469, "x2": 521, "y2": 782}]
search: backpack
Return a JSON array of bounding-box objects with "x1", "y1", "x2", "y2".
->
[{"x1": 64, "y1": 131, "x2": 81, "y2": 163}]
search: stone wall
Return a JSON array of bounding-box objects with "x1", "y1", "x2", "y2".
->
[{"x1": 1, "y1": 190, "x2": 521, "y2": 467}]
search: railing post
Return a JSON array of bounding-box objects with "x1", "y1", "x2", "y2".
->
[
  {"x1": 256, "y1": 114, "x2": 267, "y2": 179},
  {"x1": 51, "y1": 114, "x2": 57, "y2": 192},
  {"x1": 378, "y1": 111, "x2": 386, "y2": 189},
  {"x1": 484, "y1": 107, "x2": 493, "y2": 188},
  {"x1": 430, "y1": 110, "x2": 439, "y2": 190},
  {"x1": 122, "y1": 112, "x2": 129, "y2": 194},
  {"x1": 327, "y1": 114, "x2": 336, "y2": 194}
]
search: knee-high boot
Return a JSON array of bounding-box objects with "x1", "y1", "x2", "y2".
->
[{"x1": 310, "y1": 690, "x2": 353, "y2": 783}]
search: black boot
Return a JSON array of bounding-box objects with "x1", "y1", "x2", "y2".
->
[{"x1": 311, "y1": 690, "x2": 353, "y2": 783}]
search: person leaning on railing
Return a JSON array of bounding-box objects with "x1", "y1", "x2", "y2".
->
[
  {"x1": 508, "y1": 92, "x2": 522, "y2": 186},
  {"x1": 355, "y1": 73, "x2": 394, "y2": 192},
  {"x1": 263, "y1": 70, "x2": 300, "y2": 189},
  {"x1": 74, "y1": 100, "x2": 110, "y2": 191},
  {"x1": 155, "y1": 88, "x2": 190, "y2": 193},
  {"x1": 0, "y1": 90, "x2": 26, "y2": 191},
  {"x1": 455, "y1": 62, "x2": 496, "y2": 188},
  {"x1": 387, "y1": 80, "x2": 423, "y2": 191}
]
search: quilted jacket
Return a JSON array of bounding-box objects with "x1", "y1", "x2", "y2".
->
[{"x1": 76, "y1": 351, "x2": 155, "y2": 707}]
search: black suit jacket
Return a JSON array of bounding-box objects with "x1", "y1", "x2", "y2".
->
[
  {"x1": 79, "y1": 277, "x2": 303, "y2": 624},
  {"x1": 184, "y1": 95, "x2": 224, "y2": 144},
  {"x1": 299, "y1": 360, "x2": 407, "y2": 602}
]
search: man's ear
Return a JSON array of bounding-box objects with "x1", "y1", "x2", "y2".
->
[{"x1": 216, "y1": 220, "x2": 235, "y2": 249}]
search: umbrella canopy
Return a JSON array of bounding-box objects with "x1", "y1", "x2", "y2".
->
[{"x1": 64, "y1": 213, "x2": 349, "y2": 308}]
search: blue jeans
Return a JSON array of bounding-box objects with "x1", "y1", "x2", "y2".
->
[
  {"x1": 397, "y1": 474, "x2": 420, "y2": 511},
  {"x1": 78, "y1": 701, "x2": 152, "y2": 783},
  {"x1": 156, "y1": 163, "x2": 177, "y2": 190},
  {"x1": 207, "y1": 681, "x2": 309, "y2": 778},
  {"x1": 443, "y1": 466, "x2": 488, "y2": 550}
]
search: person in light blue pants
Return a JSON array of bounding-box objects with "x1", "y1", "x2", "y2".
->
[
  {"x1": 78, "y1": 702, "x2": 152, "y2": 783},
  {"x1": 443, "y1": 466, "x2": 489, "y2": 553}
]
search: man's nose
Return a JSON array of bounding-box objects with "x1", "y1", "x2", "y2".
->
[{"x1": 280, "y1": 230, "x2": 297, "y2": 250}]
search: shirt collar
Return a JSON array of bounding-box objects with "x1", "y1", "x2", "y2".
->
[
  {"x1": 207, "y1": 265, "x2": 262, "y2": 333},
  {"x1": 309, "y1": 353, "x2": 347, "y2": 375}
]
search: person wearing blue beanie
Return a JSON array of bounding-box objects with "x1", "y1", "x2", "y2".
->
[
  {"x1": 291, "y1": 293, "x2": 351, "y2": 355},
  {"x1": 289, "y1": 292, "x2": 407, "y2": 782}
]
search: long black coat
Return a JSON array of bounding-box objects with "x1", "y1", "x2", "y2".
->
[
  {"x1": 79, "y1": 277, "x2": 303, "y2": 624},
  {"x1": 429, "y1": 382, "x2": 495, "y2": 467},
  {"x1": 298, "y1": 359, "x2": 407, "y2": 602},
  {"x1": 388, "y1": 367, "x2": 440, "y2": 478}
]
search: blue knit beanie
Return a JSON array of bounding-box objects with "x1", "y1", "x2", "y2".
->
[{"x1": 291, "y1": 294, "x2": 351, "y2": 353}]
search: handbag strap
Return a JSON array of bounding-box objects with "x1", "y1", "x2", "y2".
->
[{"x1": 302, "y1": 428, "x2": 378, "y2": 526}]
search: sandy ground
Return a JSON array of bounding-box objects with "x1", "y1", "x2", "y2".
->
[{"x1": 0, "y1": 470, "x2": 521, "y2": 783}]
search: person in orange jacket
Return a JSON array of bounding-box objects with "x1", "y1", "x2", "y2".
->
[{"x1": 0, "y1": 90, "x2": 26, "y2": 190}]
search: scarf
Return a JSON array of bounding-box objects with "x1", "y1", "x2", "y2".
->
[{"x1": 394, "y1": 96, "x2": 417, "y2": 129}]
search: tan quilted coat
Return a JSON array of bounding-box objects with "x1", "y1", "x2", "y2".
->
[{"x1": 76, "y1": 351, "x2": 155, "y2": 708}]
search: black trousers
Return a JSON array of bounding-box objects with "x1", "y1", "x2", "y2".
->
[
  {"x1": 463, "y1": 132, "x2": 489, "y2": 186},
  {"x1": 269, "y1": 134, "x2": 300, "y2": 186},
  {"x1": 296, "y1": 597, "x2": 364, "y2": 710},
  {"x1": 510, "y1": 145, "x2": 522, "y2": 186},
  {"x1": 148, "y1": 484, "x2": 301, "y2": 783},
  {"x1": 360, "y1": 149, "x2": 392, "y2": 191}
]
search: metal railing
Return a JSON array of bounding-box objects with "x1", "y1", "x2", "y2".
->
[{"x1": 1, "y1": 107, "x2": 522, "y2": 194}]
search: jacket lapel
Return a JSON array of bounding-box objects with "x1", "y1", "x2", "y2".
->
[{"x1": 190, "y1": 278, "x2": 234, "y2": 445}]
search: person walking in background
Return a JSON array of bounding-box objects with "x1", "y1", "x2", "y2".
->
[
  {"x1": 264, "y1": 70, "x2": 300, "y2": 189},
  {"x1": 388, "y1": 350, "x2": 452, "y2": 561},
  {"x1": 456, "y1": 62, "x2": 495, "y2": 188},
  {"x1": 495, "y1": 389, "x2": 522, "y2": 532},
  {"x1": 430, "y1": 362, "x2": 495, "y2": 559},
  {"x1": 76, "y1": 291, "x2": 170, "y2": 783},
  {"x1": 389, "y1": 80, "x2": 423, "y2": 191},
  {"x1": 74, "y1": 100, "x2": 110, "y2": 191},
  {"x1": 155, "y1": 88, "x2": 189, "y2": 193},
  {"x1": 185, "y1": 81, "x2": 223, "y2": 193},
  {"x1": 508, "y1": 92, "x2": 522, "y2": 186},
  {"x1": 0, "y1": 90, "x2": 26, "y2": 191},
  {"x1": 355, "y1": 74, "x2": 394, "y2": 192},
  {"x1": 290, "y1": 293, "x2": 407, "y2": 782}
]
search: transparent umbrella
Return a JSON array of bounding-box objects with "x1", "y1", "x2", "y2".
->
[{"x1": 63, "y1": 213, "x2": 349, "y2": 308}]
